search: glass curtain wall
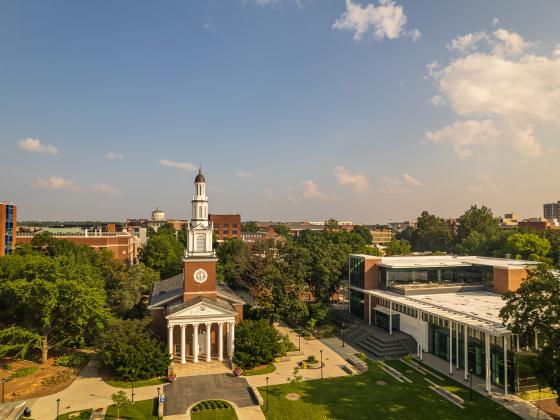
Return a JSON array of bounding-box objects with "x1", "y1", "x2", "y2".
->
[{"x1": 378, "y1": 265, "x2": 493, "y2": 289}]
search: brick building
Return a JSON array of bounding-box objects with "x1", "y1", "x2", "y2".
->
[
  {"x1": 209, "y1": 214, "x2": 241, "y2": 241},
  {"x1": 0, "y1": 202, "x2": 16, "y2": 256}
]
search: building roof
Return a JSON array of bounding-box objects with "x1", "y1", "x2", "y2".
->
[
  {"x1": 195, "y1": 169, "x2": 205, "y2": 183},
  {"x1": 351, "y1": 254, "x2": 536, "y2": 270},
  {"x1": 363, "y1": 288, "x2": 511, "y2": 336},
  {"x1": 166, "y1": 295, "x2": 235, "y2": 315}
]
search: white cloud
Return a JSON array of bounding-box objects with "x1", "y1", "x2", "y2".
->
[
  {"x1": 333, "y1": 0, "x2": 420, "y2": 42},
  {"x1": 301, "y1": 180, "x2": 334, "y2": 200},
  {"x1": 34, "y1": 176, "x2": 82, "y2": 191},
  {"x1": 492, "y1": 17, "x2": 500, "y2": 28},
  {"x1": 378, "y1": 174, "x2": 423, "y2": 194},
  {"x1": 158, "y1": 159, "x2": 195, "y2": 171},
  {"x1": 425, "y1": 120, "x2": 499, "y2": 159},
  {"x1": 334, "y1": 166, "x2": 368, "y2": 193},
  {"x1": 203, "y1": 18, "x2": 215, "y2": 31},
  {"x1": 236, "y1": 171, "x2": 253, "y2": 178},
  {"x1": 19, "y1": 138, "x2": 58, "y2": 155},
  {"x1": 105, "y1": 152, "x2": 123, "y2": 160},
  {"x1": 446, "y1": 32, "x2": 487, "y2": 53},
  {"x1": 427, "y1": 26, "x2": 557, "y2": 159},
  {"x1": 402, "y1": 173, "x2": 423, "y2": 188},
  {"x1": 93, "y1": 183, "x2": 120, "y2": 194}
]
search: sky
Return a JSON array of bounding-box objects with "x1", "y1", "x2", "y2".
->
[{"x1": 1, "y1": 0, "x2": 559, "y2": 224}]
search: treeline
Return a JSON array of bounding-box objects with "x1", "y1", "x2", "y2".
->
[
  {"x1": 0, "y1": 232, "x2": 169, "y2": 380},
  {"x1": 395, "y1": 206, "x2": 559, "y2": 265}
]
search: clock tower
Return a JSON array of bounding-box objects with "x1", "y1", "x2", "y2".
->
[{"x1": 183, "y1": 169, "x2": 218, "y2": 301}]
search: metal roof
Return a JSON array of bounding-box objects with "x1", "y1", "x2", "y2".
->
[{"x1": 356, "y1": 287, "x2": 511, "y2": 336}]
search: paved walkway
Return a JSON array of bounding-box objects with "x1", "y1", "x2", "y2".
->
[
  {"x1": 163, "y1": 373, "x2": 255, "y2": 416},
  {"x1": 421, "y1": 353, "x2": 553, "y2": 420},
  {"x1": 26, "y1": 359, "x2": 162, "y2": 419},
  {"x1": 245, "y1": 322, "x2": 353, "y2": 388}
]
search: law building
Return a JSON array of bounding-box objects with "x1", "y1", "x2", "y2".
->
[
  {"x1": 149, "y1": 170, "x2": 244, "y2": 367},
  {"x1": 347, "y1": 254, "x2": 541, "y2": 395}
]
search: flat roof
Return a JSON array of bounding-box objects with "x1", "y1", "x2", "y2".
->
[
  {"x1": 358, "y1": 288, "x2": 511, "y2": 336},
  {"x1": 351, "y1": 254, "x2": 536, "y2": 270}
]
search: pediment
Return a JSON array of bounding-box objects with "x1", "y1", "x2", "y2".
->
[{"x1": 166, "y1": 298, "x2": 235, "y2": 320}]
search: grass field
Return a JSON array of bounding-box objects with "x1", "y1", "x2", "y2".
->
[
  {"x1": 105, "y1": 398, "x2": 159, "y2": 419},
  {"x1": 191, "y1": 407, "x2": 238, "y2": 419},
  {"x1": 56, "y1": 410, "x2": 92, "y2": 420},
  {"x1": 104, "y1": 377, "x2": 167, "y2": 388},
  {"x1": 243, "y1": 364, "x2": 276, "y2": 376},
  {"x1": 258, "y1": 359, "x2": 520, "y2": 420}
]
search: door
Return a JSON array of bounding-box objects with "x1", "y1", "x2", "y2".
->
[{"x1": 198, "y1": 331, "x2": 206, "y2": 356}]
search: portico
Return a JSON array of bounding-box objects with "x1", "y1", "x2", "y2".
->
[{"x1": 165, "y1": 296, "x2": 237, "y2": 364}]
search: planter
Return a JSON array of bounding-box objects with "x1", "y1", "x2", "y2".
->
[{"x1": 168, "y1": 375, "x2": 177, "y2": 383}]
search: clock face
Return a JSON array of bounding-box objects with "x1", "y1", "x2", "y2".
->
[{"x1": 193, "y1": 268, "x2": 208, "y2": 284}]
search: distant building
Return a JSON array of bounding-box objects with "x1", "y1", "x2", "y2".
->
[
  {"x1": 147, "y1": 207, "x2": 167, "y2": 232},
  {"x1": 209, "y1": 214, "x2": 241, "y2": 241},
  {"x1": 17, "y1": 227, "x2": 139, "y2": 263},
  {"x1": 0, "y1": 201, "x2": 16, "y2": 256},
  {"x1": 167, "y1": 219, "x2": 188, "y2": 232},
  {"x1": 370, "y1": 228, "x2": 393, "y2": 245},
  {"x1": 500, "y1": 213, "x2": 518, "y2": 229},
  {"x1": 543, "y1": 201, "x2": 560, "y2": 220},
  {"x1": 518, "y1": 217, "x2": 551, "y2": 231},
  {"x1": 388, "y1": 221, "x2": 415, "y2": 232}
]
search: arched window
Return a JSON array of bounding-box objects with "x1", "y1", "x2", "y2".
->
[
  {"x1": 196, "y1": 234, "x2": 205, "y2": 251},
  {"x1": 199, "y1": 206, "x2": 202, "y2": 219}
]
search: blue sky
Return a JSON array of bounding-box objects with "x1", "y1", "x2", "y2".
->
[{"x1": 1, "y1": 0, "x2": 559, "y2": 223}]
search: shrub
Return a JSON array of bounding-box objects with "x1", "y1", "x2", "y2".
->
[
  {"x1": 279, "y1": 334, "x2": 297, "y2": 355},
  {"x1": 98, "y1": 319, "x2": 170, "y2": 380},
  {"x1": 307, "y1": 355, "x2": 318, "y2": 364},
  {"x1": 55, "y1": 352, "x2": 89, "y2": 368},
  {"x1": 233, "y1": 319, "x2": 282, "y2": 369},
  {"x1": 356, "y1": 352, "x2": 367, "y2": 362},
  {"x1": 6, "y1": 367, "x2": 37, "y2": 381}
]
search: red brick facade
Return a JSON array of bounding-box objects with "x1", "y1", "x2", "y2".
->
[{"x1": 209, "y1": 214, "x2": 241, "y2": 240}]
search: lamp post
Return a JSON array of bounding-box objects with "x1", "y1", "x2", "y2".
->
[
  {"x1": 469, "y1": 367, "x2": 474, "y2": 401},
  {"x1": 341, "y1": 322, "x2": 345, "y2": 348},
  {"x1": 1, "y1": 378, "x2": 5, "y2": 404},
  {"x1": 320, "y1": 350, "x2": 323, "y2": 379},
  {"x1": 265, "y1": 376, "x2": 269, "y2": 413},
  {"x1": 56, "y1": 398, "x2": 60, "y2": 419},
  {"x1": 157, "y1": 387, "x2": 161, "y2": 400},
  {"x1": 298, "y1": 330, "x2": 301, "y2": 351},
  {"x1": 131, "y1": 369, "x2": 135, "y2": 403}
]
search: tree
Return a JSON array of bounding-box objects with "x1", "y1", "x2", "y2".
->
[
  {"x1": 98, "y1": 319, "x2": 170, "y2": 380},
  {"x1": 273, "y1": 224, "x2": 291, "y2": 238},
  {"x1": 500, "y1": 265, "x2": 560, "y2": 403},
  {"x1": 385, "y1": 239, "x2": 411, "y2": 256},
  {"x1": 501, "y1": 233, "x2": 551, "y2": 262},
  {"x1": 0, "y1": 326, "x2": 42, "y2": 359},
  {"x1": 241, "y1": 221, "x2": 258, "y2": 233},
  {"x1": 111, "y1": 391, "x2": 131, "y2": 420},
  {"x1": 139, "y1": 230, "x2": 183, "y2": 278},
  {"x1": 411, "y1": 211, "x2": 452, "y2": 252},
  {"x1": 456, "y1": 205, "x2": 500, "y2": 242},
  {"x1": 0, "y1": 278, "x2": 110, "y2": 363},
  {"x1": 352, "y1": 225, "x2": 372, "y2": 244},
  {"x1": 233, "y1": 319, "x2": 282, "y2": 369},
  {"x1": 216, "y1": 239, "x2": 251, "y2": 287}
]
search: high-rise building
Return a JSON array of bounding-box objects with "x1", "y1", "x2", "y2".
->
[
  {"x1": 0, "y1": 201, "x2": 16, "y2": 256},
  {"x1": 543, "y1": 201, "x2": 560, "y2": 220}
]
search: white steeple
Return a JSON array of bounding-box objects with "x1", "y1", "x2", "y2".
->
[{"x1": 185, "y1": 168, "x2": 214, "y2": 257}]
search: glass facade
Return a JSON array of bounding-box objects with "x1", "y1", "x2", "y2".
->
[
  {"x1": 349, "y1": 256, "x2": 364, "y2": 289},
  {"x1": 378, "y1": 265, "x2": 493, "y2": 289},
  {"x1": 4, "y1": 204, "x2": 14, "y2": 255},
  {"x1": 349, "y1": 290, "x2": 364, "y2": 318}
]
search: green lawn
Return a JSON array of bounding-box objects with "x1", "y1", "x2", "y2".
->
[
  {"x1": 259, "y1": 359, "x2": 521, "y2": 420},
  {"x1": 244, "y1": 364, "x2": 276, "y2": 376},
  {"x1": 56, "y1": 410, "x2": 92, "y2": 420},
  {"x1": 105, "y1": 398, "x2": 159, "y2": 419},
  {"x1": 191, "y1": 407, "x2": 238, "y2": 419},
  {"x1": 104, "y1": 377, "x2": 167, "y2": 388}
]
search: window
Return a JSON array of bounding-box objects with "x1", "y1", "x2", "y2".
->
[
  {"x1": 232, "y1": 223, "x2": 238, "y2": 227},
  {"x1": 224, "y1": 223, "x2": 229, "y2": 228},
  {"x1": 196, "y1": 234, "x2": 205, "y2": 251},
  {"x1": 232, "y1": 230, "x2": 238, "y2": 235},
  {"x1": 223, "y1": 230, "x2": 229, "y2": 235}
]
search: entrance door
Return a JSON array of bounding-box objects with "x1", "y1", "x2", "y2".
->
[{"x1": 198, "y1": 331, "x2": 206, "y2": 356}]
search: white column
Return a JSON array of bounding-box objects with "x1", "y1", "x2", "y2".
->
[
  {"x1": 218, "y1": 322, "x2": 224, "y2": 362},
  {"x1": 180, "y1": 324, "x2": 186, "y2": 364},
  {"x1": 389, "y1": 302, "x2": 393, "y2": 335},
  {"x1": 464, "y1": 327, "x2": 468, "y2": 381},
  {"x1": 168, "y1": 325, "x2": 174, "y2": 361},
  {"x1": 193, "y1": 323, "x2": 199, "y2": 363},
  {"x1": 206, "y1": 323, "x2": 212, "y2": 362},
  {"x1": 449, "y1": 321, "x2": 453, "y2": 374},
  {"x1": 503, "y1": 335, "x2": 508, "y2": 396},
  {"x1": 368, "y1": 295, "x2": 372, "y2": 325},
  {"x1": 485, "y1": 333, "x2": 491, "y2": 394},
  {"x1": 456, "y1": 324, "x2": 459, "y2": 369},
  {"x1": 230, "y1": 322, "x2": 235, "y2": 357},
  {"x1": 418, "y1": 311, "x2": 423, "y2": 360}
]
